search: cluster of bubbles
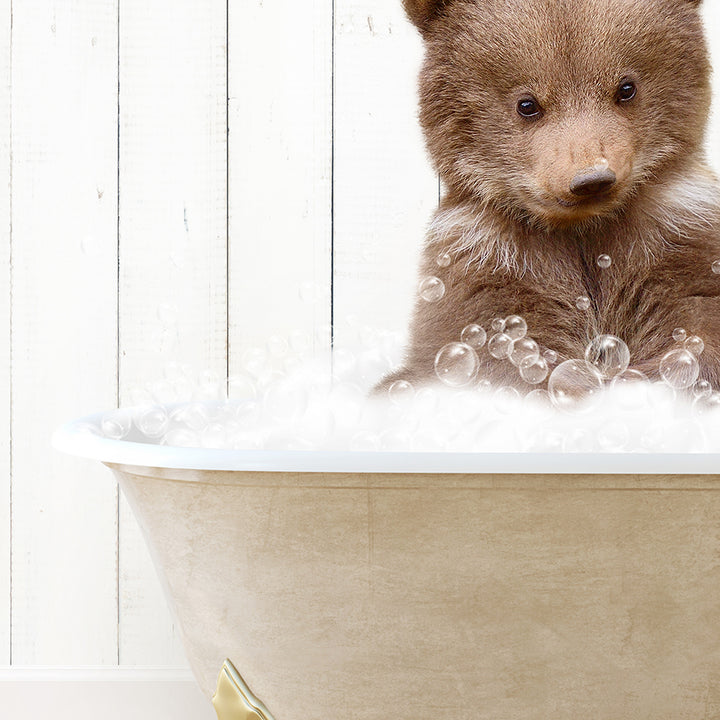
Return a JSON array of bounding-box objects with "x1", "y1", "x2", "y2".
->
[{"x1": 83, "y1": 252, "x2": 720, "y2": 454}]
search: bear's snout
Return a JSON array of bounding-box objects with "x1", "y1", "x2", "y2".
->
[{"x1": 569, "y1": 166, "x2": 617, "y2": 197}]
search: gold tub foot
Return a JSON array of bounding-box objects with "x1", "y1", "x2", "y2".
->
[{"x1": 212, "y1": 660, "x2": 276, "y2": 720}]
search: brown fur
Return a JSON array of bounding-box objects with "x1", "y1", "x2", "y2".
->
[{"x1": 379, "y1": 0, "x2": 720, "y2": 392}]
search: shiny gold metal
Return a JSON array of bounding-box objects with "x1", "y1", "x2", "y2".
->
[{"x1": 212, "y1": 659, "x2": 275, "y2": 720}]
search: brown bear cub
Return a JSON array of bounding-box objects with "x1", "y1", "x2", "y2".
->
[{"x1": 379, "y1": 0, "x2": 720, "y2": 393}]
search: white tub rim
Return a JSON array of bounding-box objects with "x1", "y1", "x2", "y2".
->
[{"x1": 52, "y1": 409, "x2": 720, "y2": 475}]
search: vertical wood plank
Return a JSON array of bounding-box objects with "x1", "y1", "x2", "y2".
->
[
  {"x1": 118, "y1": 0, "x2": 227, "y2": 665},
  {"x1": 11, "y1": 0, "x2": 118, "y2": 664},
  {"x1": 703, "y1": 4, "x2": 720, "y2": 173},
  {"x1": 332, "y1": 1, "x2": 438, "y2": 370},
  {"x1": 0, "y1": 0, "x2": 10, "y2": 666},
  {"x1": 227, "y1": 0, "x2": 332, "y2": 367}
]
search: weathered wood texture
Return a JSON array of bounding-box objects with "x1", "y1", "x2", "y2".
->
[{"x1": 10, "y1": 0, "x2": 119, "y2": 664}]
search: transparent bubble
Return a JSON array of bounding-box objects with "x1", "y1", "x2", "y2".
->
[
  {"x1": 388, "y1": 379, "x2": 415, "y2": 404},
  {"x1": 598, "y1": 422, "x2": 629, "y2": 451},
  {"x1": 543, "y1": 349, "x2": 558, "y2": 366},
  {"x1": 492, "y1": 386, "x2": 521, "y2": 413},
  {"x1": 659, "y1": 348, "x2": 700, "y2": 389},
  {"x1": 434, "y1": 342, "x2": 479, "y2": 387},
  {"x1": 597, "y1": 254, "x2": 612, "y2": 269},
  {"x1": 491, "y1": 317, "x2": 505, "y2": 332},
  {"x1": 357, "y1": 348, "x2": 393, "y2": 383},
  {"x1": 350, "y1": 431, "x2": 381, "y2": 452},
  {"x1": 548, "y1": 359, "x2": 604, "y2": 412},
  {"x1": 684, "y1": 335, "x2": 705, "y2": 357},
  {"x1": 519, "y1": 355, "x2": 549, "y2": 385},
  {"x1": 693, "y1": 392, "x2": 720, "y2": 415},
  {"x1": 487, "y1": 332, "x2": 513, "y2": 360},
  {"x1": 201, "y1": 422, "x2": 227, "y2": 448},
  {"x1": 510, "y1": 337, "x2": 539, "y2": 367},
  {"x1": 162, "y1": 428, "x2": 200, "y2": 448},
  {"x1": 524, "y1": 388, "x2": 552, "y2": 409},
  {"x1": 693, "y1": 379, "x2": 713, "y2": 399},
  {"x1": 241, "y1": 347, "x2": 268, "y2": 378},
  {"x1": 461, "y1": 324, "x2": 487, "y2": 350},
  {"x1": 150, "y1": 379, "x2": 177, "y2": 405},
  {"x1": 712, "y1": 260, "x2": 720, "y2": 274},
  {"x1": 332, "y1": 348, "x2": 357, "y2": 379},
  {"x1": 610, "y1": 368, "x2": 650, "y2": 410},
  {"x1": 672, "y1": 327, "x2": 687, "y2": 343},
  {"x1": 170, "y1": 402, "x2": 210, "y2": 431},
  {"x1": 436, "y1": 250, "x2": 452, "y2": 267},
  {"x1": 584, "y1": 335, "x2": 630, "y2": 379},
  {"x1": 564, "y1": 428, "x2": 595, "y2": 453},
  {"x1": 576, "y1": 296, "x2": 591, "y2": 311},
  {"x1": 101, "y1": 410, "x2": 132, "y2": 440},
  {"x1": 419, "y1": 276, "x2": 446, "y2": 302},
  {"x1": 504, "y1": 315, "x2": 527, "y2": 341},
  {"x1": 127, "y1": 384, "x2": 154, "y2": 408},
  {"x1": 136, "y1": 405, "x2": 170, "y2": 437},
  {"x1": 263, "y1": 379, "x2": 309, "y2": 422}
]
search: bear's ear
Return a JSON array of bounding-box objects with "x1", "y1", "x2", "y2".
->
[{"x1": 402, "y1": 0, "x2": 449, "y2": 33}]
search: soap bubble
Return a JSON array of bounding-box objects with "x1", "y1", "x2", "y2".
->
[
  {"x1": 240, "y1": 347, "x2": 268, "y2": 378},
  {"x1": 461, "y1": 324, "x2": 487, "y2": 349},
  {"x1": 548, "y1": 359, "x2": 604, "y2": 412},
  {"x1": 597, "y1": 254, "x2": 612, "y2": 269},
  {"x1": 712, "y1": 260, "x2": 720, "y2": 274},
  {"x1": 693, "y1": 380, "x2": 713, "y2": 399},
  {"x1": 564, "y1": 428, "x2": 595, "y2": 452},
  {"x1": 492, "y1": 386, "x2": 522, "y2": 413},
  {"x1": 510, "y1": 337, "x2": 539, "y2": 367},
  {"x1": 584, "y1": 335, "x2": 630, "y2": 379},
  {"x1": 263, "y1": 378, "x2": 308, "y2": 422},
  {"x1": 491, "y1": 317, "x2": 505, "y2": 332},
  {"x1": 693, "y1": 392, "x2": 720, "y2": 415},
  {"x1": 684, "y1": 335, "x2": 704, "y2": 357},
  {"x1": 171, "y1": 402, "x2": 210, "y2": 431},
  {"x1": 672, "y1": 328, "x2": 687, "y2": 342},
  {"x1": 659, "y1": 348, "x2": 700, "y2": 389},
  {"x1": 611, "y1": 368, "x2": 650, "y2": 410},
  {"x1": 436, "y1": 250, "x2": 452, "y2": 267},
  {"x1": 434, "y1": 342, "x2": 479, "y2": 387},
  {"x1": 519, "y1": 355, "x2": 549, "y2": 385},
  {"x1": 504, "y1": 315, "x2": 527, "y2": 341},
  {"x1": 388, "y1": 379, "x2": 415, "y2": 404},
  {"x1": 201, "y1": 423, "x2": 227, "y2": 448},
  {"x1": 598, "y1": 422, "x2": 629, "y2": 451},
  {"x1": 162, "y1": 428, "x2": 200, "y2": 448},
  {"x1": 576, "y1": 296, "x2": 591, "y2": 311},
  {"x1": 136, "y1": 405, "x2": 170, "y2": 438},
  {"x1": 419, "y1": 276, "x2": 445, "y2": 302},
  {"x1": 487, "y1": 332, "x2": 513, "y2": 359},
  {"x1": 101, "y1": 410, "x2": 132, "y2": 440},
  {"x1": 524, "y1": 388, "x2": 552, "y2": 409},
  {"x1": 543, "y1": 349, "x2": 558, "y2": 366},
  {"x1": 350, "y1": 431, "x2": 381, "y2": 452}
]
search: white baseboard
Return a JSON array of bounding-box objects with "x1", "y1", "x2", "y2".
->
[{"x1": 0, "y1": 667, "x2": 217, "y2": 720}]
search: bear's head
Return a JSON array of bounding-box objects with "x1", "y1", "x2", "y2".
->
[{"x1": 404, "y1": 0, "x2": 711, "y2": 229}]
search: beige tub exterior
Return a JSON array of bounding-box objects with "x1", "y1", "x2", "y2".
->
[{"x1": 107, "y1": 463, "x2": 720, "y2": 720}]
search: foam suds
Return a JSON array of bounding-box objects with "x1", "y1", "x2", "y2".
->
[{"x1": 88, "y1": 319, "x2": 720, "y2": 454}]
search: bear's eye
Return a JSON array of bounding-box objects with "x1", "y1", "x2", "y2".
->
[
  {"x1": 616, "y1": 80, "x2": 637, "y2": 103},
  {"x1": 516, "y1": 96, "x2": 542, "y2": 119}
]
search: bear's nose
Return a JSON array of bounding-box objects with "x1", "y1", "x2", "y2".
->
[{"x1": 569, "y1": 167, "x2": 617, "y2": 197}]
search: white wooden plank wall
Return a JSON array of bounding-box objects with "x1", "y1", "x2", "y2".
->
[
  {"x1": 228, "y1": 0, "x2": 332, "y2": 366},
  {"x1": 0, "y1": 0, "x2": 10, "y2": 668},
  {"x1": 0, "y1": 0, "x2": 718, "y2": 683},
  {"x1": 10, "y1": 0, "x2": 119, "y2": 664},
  {"x1": 118, "y1": 0, "x2": 227, "y2": 667}
]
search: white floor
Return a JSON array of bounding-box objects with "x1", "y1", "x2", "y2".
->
[{"x1": 0, "y1": 668, "x2": 217, "y2": 720}]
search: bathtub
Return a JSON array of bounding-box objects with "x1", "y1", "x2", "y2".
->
[{"x1": 53, "y1": 409, "x2": 720, "y2": 720}]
